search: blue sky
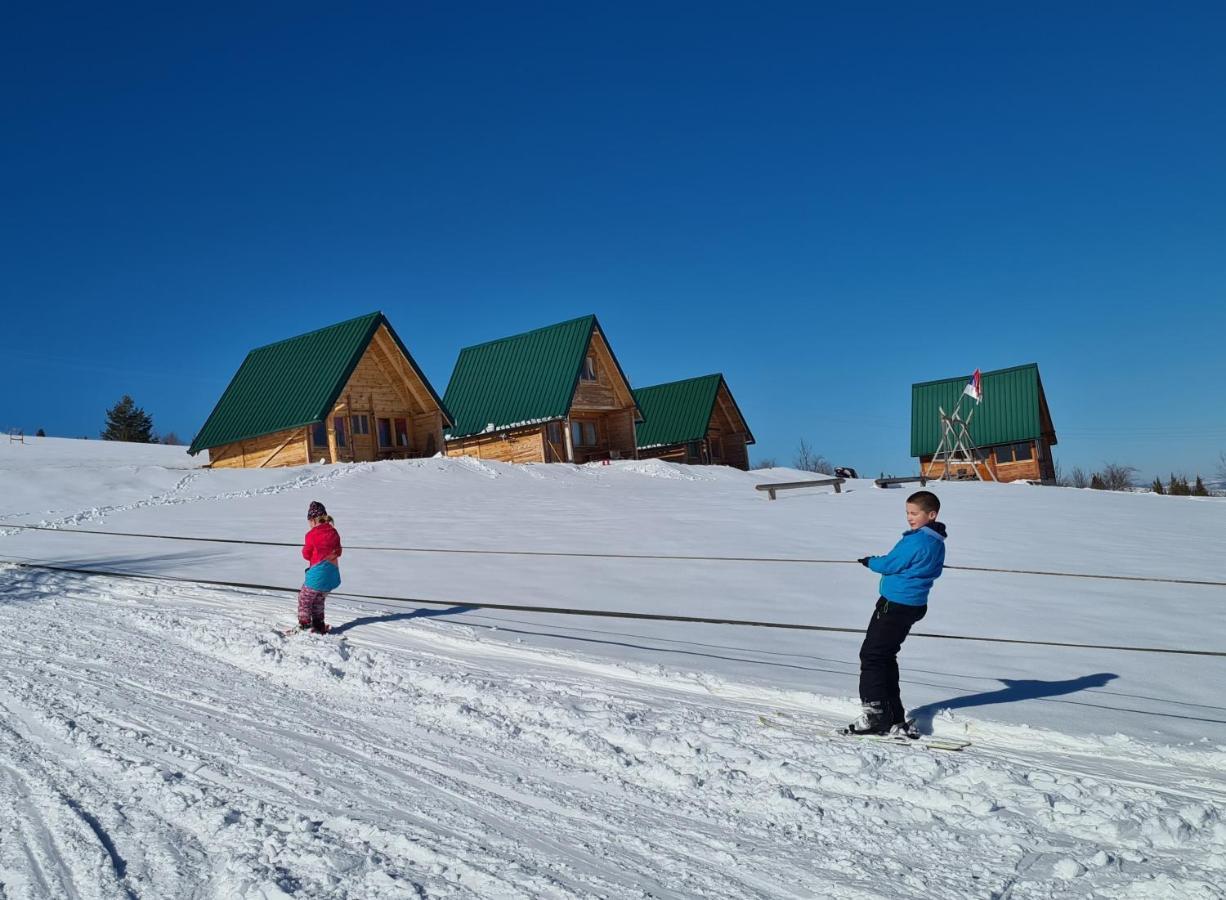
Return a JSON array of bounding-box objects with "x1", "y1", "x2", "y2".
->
[{"x1": 4, "y1": 2, "x2": 1224, "y2": 479}]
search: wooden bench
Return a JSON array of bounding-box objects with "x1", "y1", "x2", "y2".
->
[
  {"x1": 755, "y1": 477, "x2": 845, "y2": 500},
  {"x1": 874, "y1": 475, "x2": 929, "y2": 488}
]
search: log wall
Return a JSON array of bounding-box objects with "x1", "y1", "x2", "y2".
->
[
  {"x1": 920, "y1": 440, "x2": 1046, "y2": 483},
  {"x1": 571, "y1": 330, "x2": 633, "y2": 412},
  {"x1": 445, "y1": 428, "x2": 547, "y2": 464},
  {"x1": 208, "y1": 426, "x2": 310, "y2": 469},
  {"x1": 604, "y1": 408, "x2": 638, "y2": 459}
]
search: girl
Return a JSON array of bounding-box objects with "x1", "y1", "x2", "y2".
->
[{"x1": 298, "y1": 500, "x2": 342, "y2": 633}]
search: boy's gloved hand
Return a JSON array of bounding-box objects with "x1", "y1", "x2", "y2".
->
[{"x1": 857, "y1": 556, "x2": 871, "y2": 567}]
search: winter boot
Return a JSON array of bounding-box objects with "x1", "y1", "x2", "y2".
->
[{"x1": 844, "y1": 701, "x2": 893, "y2": 736}]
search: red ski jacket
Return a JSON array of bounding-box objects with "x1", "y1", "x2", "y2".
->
[{"x1": 302, "y1": 522, "x2": 343, "y2": 567}]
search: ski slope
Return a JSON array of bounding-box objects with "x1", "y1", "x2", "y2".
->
[{"x1": 1, "y1": 437, "x2": 1224, "y2": 898}]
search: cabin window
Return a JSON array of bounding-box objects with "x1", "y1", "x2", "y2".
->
[
  {"x1": 333, "y1": 417, "x2": 347, "y2": 447},
  {"x1": 581, "y1": 356, "x2": 597, "y2": 382},
  {"x1": 351, "y1": 415, "x2": 370, "y2": 436},
  {"x1": 377, "y1": 418, "x2": 392, "y2": 448},
  {"x1": 394, "y1": 418, "x2": 409, "y2": 447},
  {"x1": 546, "y1": 421, "x2": 563, "y2": 444},
  {"x1": 572, "y1": 420, "x2": 597, "y2": 447},
  {"x1": 312, "y1": 423, "x2": 328, "y2": 447},
  {"x1": 710, "y1": 438, "x2": 723, "y2": 461},
  {"x1": 995, "y1": 442, "x2": 1033, "y2": 464}
]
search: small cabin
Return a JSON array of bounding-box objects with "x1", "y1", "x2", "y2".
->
[
  {"x1": 443, "y1": 315, "x2": 642, "y2": 464},
  {"x1": 189, "y1": 312, "x2": 451, "y2": 468},
  {"x1": 911, "y1": 363, "x2": 1057, "y2": 483},
  {"x1": 633, "y1": 374, "x2": 755, "y2": 470}
]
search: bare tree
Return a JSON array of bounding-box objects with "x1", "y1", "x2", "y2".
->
[
  {"x1": 1218, "y1": 451, "x2": 1226, "y2": 483},
  {"x1": 1052, "y1": 459, "x2": 1068, "y2": 486},
  {"x1": 794, "y1": 439, "x2": 834, "y2": 475},
  {"x1": 160, "y1": 431, "x2": 183, "y2": 446},
  {"x1": 1069, "y1": 466, "x2": 1089, "y2": 489},
  {"x1": 751, "y1": 457, "x2": 778, "y2": 470},
  {"x1": 1097, "y1": 462, "x2": 1137, "y2": 492}
]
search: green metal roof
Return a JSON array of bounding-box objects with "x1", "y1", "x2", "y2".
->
[
  {"x1": 633, "y1": 374, "x2": 754, "y2": 449},
  {"x1": 443, "y1": 315, "x2": 638, "y2": 440},
  {"x1": 910, "y1": 363, "x2": 1056, "y2": 457},
  {"x1": 189, "y1": 312, "x2": 449, "y2": 455}
]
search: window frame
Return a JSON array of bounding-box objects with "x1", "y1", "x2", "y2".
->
[
  {"x1": 350, "y1": 414, "x2": 370, "y2": 436},
  {"x1": 571, "y1": 419, "x2": 599, "y2": 447},
  {"x1": 580, "y1": 356, "x2": 597, "y2": 382},
  {"x1": 377, "y1": 417, "x2": 393, "y2": 448}
]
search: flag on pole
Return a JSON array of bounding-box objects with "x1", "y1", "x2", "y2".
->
[{"x1": 963, "y1": 368, "x2": 982, "y2": 403}]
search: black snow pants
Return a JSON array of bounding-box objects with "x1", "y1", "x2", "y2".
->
[{"x1": 858, "y1": 597, "x2": 927, "y2": 723}]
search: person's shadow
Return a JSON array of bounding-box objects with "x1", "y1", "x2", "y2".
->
[
  {"x1": 909, "y1": 672, "x2": 1118, "y2": 732},
  {"x1": 330, "y1": 605, "x2": 472, "y2": 635}
]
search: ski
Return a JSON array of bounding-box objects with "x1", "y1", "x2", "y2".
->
[
  {"x1": 278, "y1": 624, "x2": 331, "y2": 637},
  {"x1": 758, "y1": 712, "x2": 971, "y2": 751},
  {"x1": 832, "y1": 729, "x2": 971, "y2": 752}
]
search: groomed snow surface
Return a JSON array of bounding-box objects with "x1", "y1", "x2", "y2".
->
[{"x1": 1, "y1": 438, "x2": 1224, "y2": 899}]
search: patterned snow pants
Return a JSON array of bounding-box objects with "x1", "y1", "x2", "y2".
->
[{"x1": 297, "y1": 587, "x2": 328, "y2": 628}]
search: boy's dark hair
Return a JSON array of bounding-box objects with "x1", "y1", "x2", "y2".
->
[{"x1": 907, "y1": 490, "x2": 940, "y2": 514}]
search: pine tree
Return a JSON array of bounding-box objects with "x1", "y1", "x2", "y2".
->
[
  {"x1": 1193, "y1": 475, "x2": 1209, "y2": 497},
  {"x1": 1151, "y1": 477, "x2": 1165, "y2": 495},
  {"x1": 1090, "y1": 474, "x2": 1106, "y2": 490},
  {"x1": 35, "y1": 428, "x2": 45, "y2": 437},
  {"x1": 101, "y1": 395, "x2": 156, "y2": 443}
]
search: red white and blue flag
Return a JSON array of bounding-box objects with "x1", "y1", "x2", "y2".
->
[{"x1": 963, "y1": 368, "x2": 982, "y2": 403}]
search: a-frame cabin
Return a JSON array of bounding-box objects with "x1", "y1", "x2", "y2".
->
[
  {"x1": 633, "y1": 374, "x2": 755, "y2": 470},
  {"x1": 189, "y1": 312, "x2": 451, "y2": 468},
  {"x1": 911, "y1": 363, "x2": 1057, "y2": 483},
  {"x1": 443, "y1": 315, "x2": 642, "y2": 464}
]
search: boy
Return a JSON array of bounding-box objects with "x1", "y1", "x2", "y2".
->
[{"x1": 845, "y1": 490, "x2": 946, "y2": 737}]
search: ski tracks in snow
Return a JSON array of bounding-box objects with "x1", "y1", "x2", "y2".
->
[
  {"x1": 0, "y1": 462, "x2": 369, "y2": 538},
  {"x1": 1, "y1": 568, "x2": 1224, "y2": 899}
]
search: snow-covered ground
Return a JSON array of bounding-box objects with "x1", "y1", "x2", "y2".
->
[{"x1": 1, "y1": 436, "x2": 1224, "y2": 898}]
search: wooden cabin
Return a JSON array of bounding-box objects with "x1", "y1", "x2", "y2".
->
[
  {"x1": 189, "y1": 312, "x2": 451, "y2": 468},
  {"x1": 443, "y1": 315, "x2": 642, "y2": 464},
  {"x1": 911, "y1": 363, "x2": 1057, "y2": 483},
  {"x1": 633, "y1": 374, "x2": 755, "y2": 470}
]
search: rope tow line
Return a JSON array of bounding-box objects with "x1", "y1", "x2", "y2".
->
[
  {"x1": 3, "y1": 522, "x2": 1225, "y2": 588},
  {"x1": 4, "y1": 559, "x2": 1225, "y2": 658}
]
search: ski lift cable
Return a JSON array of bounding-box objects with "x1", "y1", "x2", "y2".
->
[
  {"x1": 3, "y1": 558, "x2": 1224, "y2": 658},
  {"x1": 2, "y1": 522, "x2": 1225, "y2": 588}
]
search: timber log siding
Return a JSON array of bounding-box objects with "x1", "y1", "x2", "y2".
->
[
  {"x1": 443, "y1": 315, "x2": 642, "y2": 464},
  {"x1": 190, "y1": 312, "x2": 450, "y2": 469}
]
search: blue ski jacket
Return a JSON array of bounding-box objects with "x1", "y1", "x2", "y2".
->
[
  {"x1": 866, "y1": 522, "x2": 947, "y2": 606},
  {"x1": 303, "y1": 560, "x2": 341, "y2": 593}
]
